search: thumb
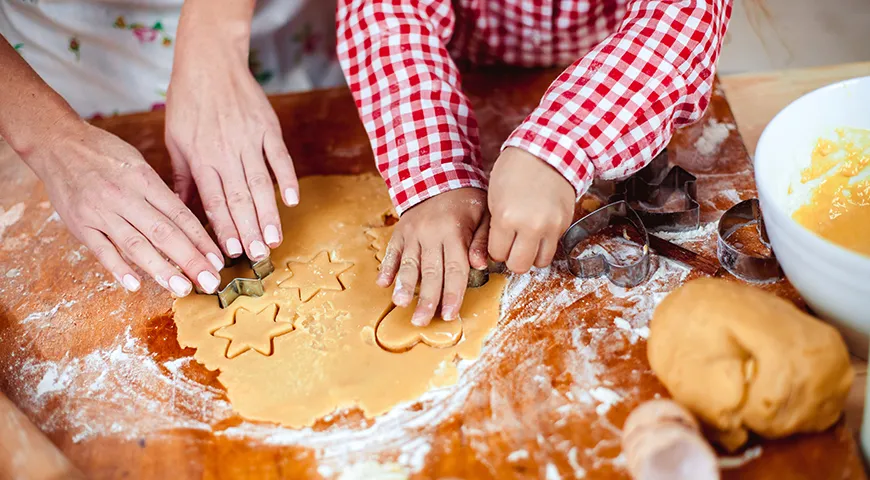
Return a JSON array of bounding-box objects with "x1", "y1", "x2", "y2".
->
[{"x1": 468, "y1": 212, "x2": 490, "y2": 270}]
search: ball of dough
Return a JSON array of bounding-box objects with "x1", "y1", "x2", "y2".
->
[{"x1": 647, "y1": 278, "x2": 854, "y2": 451}]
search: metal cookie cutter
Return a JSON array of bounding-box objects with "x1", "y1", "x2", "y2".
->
[
  {"x1": 609, "y1": 149, "x2": 700, "y2": 232},
  {"x1": 560, "y1": 201, "x2": 651, "y2": 288},
  {"x1": 717, "y1": 199, "x2": 783, "y2": 283},
  {"x1": 467, "y1": 259, "x2": 506, "y2": 288},
  {"x1": 216, "y1": 257, "x2": 275, "y2": 308}
]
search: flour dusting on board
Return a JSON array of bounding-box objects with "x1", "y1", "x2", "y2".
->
[
  {"x1": 10, "y1": 253, "x2": 693, "y2": 478},
  {"x1": 694, "y1": 118, "x2": 736, "y2": 157},
  {"x1": 0, "y1": 202, "x2": 25, "y2": 241}
]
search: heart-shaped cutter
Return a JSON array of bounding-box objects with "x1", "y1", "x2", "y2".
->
[
  {"x1": 560, "y1": 200, "x2": 651, "y2": 288},
  {"x1": 716, "y1": 198, "x2": 783, "y2": 283}
]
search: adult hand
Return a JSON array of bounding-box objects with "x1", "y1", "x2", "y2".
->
[
  {"x1": 378, "y1": 188, "x2": 489, "y2": 327},
  {"x1": 166, "y1": 4, "x2": 297, "y2": 261},
  {"x1": 488, "y1": 147, "x2": 575, "y2": 273},
  {"x1": 29, "y1": 120, "x2": 224, "y2": 295}
]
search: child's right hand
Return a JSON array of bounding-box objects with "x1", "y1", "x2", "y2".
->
[{"x1": 376, "y1": 188, "x2": 489, "y2": 327}]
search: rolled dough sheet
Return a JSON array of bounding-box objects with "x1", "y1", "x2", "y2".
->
[{"x1": 172, "y1": 174, "x2": 506, "y2": 427}]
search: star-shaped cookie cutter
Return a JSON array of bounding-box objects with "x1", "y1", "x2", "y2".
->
[
  {"x1": 560, "y1": 200, "x2": 651, "y2": 288},
  {"x1": 609, "y1": 149, "x2": 700, "y2": 232},
  {"x1": 216, "y1": 257, "x2": 275, "y2": 309}
]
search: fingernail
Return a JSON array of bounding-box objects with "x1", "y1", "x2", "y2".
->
[
  {"x1": 264, "y1": 225, "x2": 280, "y2": 246},
  {"x1": 207, "y1": 252, "x2": 224, "y2": 271},
  {"x1": 226, "y1": 238, "x2": 243, "y2": 257},
  {"x1": 442, "y1": 306, "x2": 457, "y2": 321},
  {"x1": 197, "y1": 271, "x2": 220, "y2": 294},
  {"x1": 411, "y1": 312, "x2": 428, "y2": 327},
  {"x1": 284, "y1": 188, "x2": 299, "y2": 206},
  {"x1": 155, "y1": 275, "x2": 168, "y2": 289},
  {"x1": 169, "y1": 275, "x2": 192, "y2": 297},
  {"x1": 120, "y1": 274, "x2": 140, "y2": 292},
  {"x1": 393, "y1": 291, "x2": 410, "y2": 306},
  {"x1": 249, "y1": 240, "x2": 268, "y2": 259}
]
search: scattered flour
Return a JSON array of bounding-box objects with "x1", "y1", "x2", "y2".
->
[
  {"x1": 545, "y1": 462, "x2": 561, "y2": 480},
  {"x1": 567, "y1": 446, "x2": 587, "y2": 478},
  {"x1": 11, "y1": 253, "x2": 695, "y2": 478},
  {"x1": 334, "y1": 461, "x2": 408, "y2": 480},
  {"x1": 719, "y1": 446, "x2": 763, "y2": 469},
  {"x1": 613, "y1": 317, "x2": 649, "y2": 344},
  {"x1": 0, "y1": 202, "x2": 25, "y2": 241},
  {"x1": 652, "y1": 222, "x2": 717, "y2": 243},
  {"x1": 507, "y1": 449, "x2": 529, "y2": 462},
  {"x1": 22, "y1": 300, "x2": 77, "y2": 325},
  {"x1": 718, "y1": 189, "x2": 742, "y2": 205},
  {"x1": 589, "y1": 387, "x2": 623, "y2": 416},
  {"x1": 694, "y1": 118, "x2": 736, "y2": 156}
]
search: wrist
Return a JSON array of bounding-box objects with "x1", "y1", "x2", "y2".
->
[
  {"x1": 176, "y1": 0, "x2": 253, "y2": 63},
  {"x1": 6, "y1": 98, "x2": 83, "y2": 166}
]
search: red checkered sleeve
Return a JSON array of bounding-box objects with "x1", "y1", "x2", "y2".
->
[
  {"x1": 336, "y1": 0, "x2": 487, "y2": 214},
  {"x1": 503, "y1": 0, "x2": 732, "y2": 197}
]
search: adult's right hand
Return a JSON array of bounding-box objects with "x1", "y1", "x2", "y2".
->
[{"x1": 28, "y1": 120, "x2": 225, "y2": 296}]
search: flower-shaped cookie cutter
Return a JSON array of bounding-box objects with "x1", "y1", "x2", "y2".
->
[
  {"x1": 560, "y1": 201, "x2": 651, "y2": 288},
  {"x1": 216, "y1": 257, "x2": 275, "y2": 308},
  {"x1": 609, "y1": 149, "x2": 700, "y2": 232},
  {"x1": 717, "y1": 199, "x2": 783, "y2": 283}
]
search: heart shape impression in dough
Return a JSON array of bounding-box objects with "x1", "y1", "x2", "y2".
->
[{"x1": 374, "y1": 303, "x2": 463, "y2": 353}]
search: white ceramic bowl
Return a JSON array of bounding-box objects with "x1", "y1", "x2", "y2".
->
[{"x1": 754, "y1": 76, "x2": 870, "y2": 353}]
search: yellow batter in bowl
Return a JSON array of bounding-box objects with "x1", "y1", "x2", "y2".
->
[{"x1": 791, "y1": 127, "x2": 870, "y2": 257}]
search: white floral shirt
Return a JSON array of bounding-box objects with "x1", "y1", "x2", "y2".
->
[{"x1": 0, "y1": 0, "x2": 343, "y2": 118}]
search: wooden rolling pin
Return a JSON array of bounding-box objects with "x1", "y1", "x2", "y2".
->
[
  {"x1": 622, "y1": 399, "x2": 719, "y2": 480},
  {"x1": 0, "y1": 392, "x2": 85, "y2": 480}
]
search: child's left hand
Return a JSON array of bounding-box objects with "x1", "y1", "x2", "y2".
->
[{"x1": 488, "y1": 147, "x2": 575, "y2": 273}]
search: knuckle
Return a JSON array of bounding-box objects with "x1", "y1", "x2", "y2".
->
[
  {"x1": 90, "y1": 244, "x2": 108, "y2": 262},
  {"x1": 123, "y1": 234, "x2": 146, "y2": 253},
  {"x1": 148, "y1": 220, "x2": 176, "y2": 243},
  {"x1": 203, "y1": 195, "x2": 226, "y2": 213},
  {"x1": 181, "y1": 255, "x2": 201, "y2": 273},
  {"x1": 420, "y1": 264, "x2": 440, "y2": 279},
  {"x1": 227, "y1": 189, "x2": 252, "y2": 206},
  {"x1": 400, "y1": 256, "x2": 419, "y2": 270},
  {"x1": 246, "y1": 173, "x2": 273, "y2": 190},
  {"x1": 443, "y1": 260, "x2": 466, "y2": 278},
  {"x1": 167, "y1": 206, "x2": 192, "y2": 225}
]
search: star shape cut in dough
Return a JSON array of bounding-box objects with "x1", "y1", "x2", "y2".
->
[
  {"x1": 276, "y1": 251, "x2": 354, "y2": 302},
  {"x1": 212, "y1": 304, "x2": 294, "y2": 359},
  {"x1": 364, "y1": 225, "x2": 394, "y2": 262}
]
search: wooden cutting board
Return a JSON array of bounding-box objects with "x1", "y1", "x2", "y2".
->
[{"x1": 0, "y1": 67, "x2": 864, "y2": 479}]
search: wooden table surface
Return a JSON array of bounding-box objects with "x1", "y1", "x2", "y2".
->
[
  {"x1": 721, "y1": 61, "x2": 870, "y2": 439},
  {"x1": 0, "y1": 67, "x2": 866, "y2": 479}
]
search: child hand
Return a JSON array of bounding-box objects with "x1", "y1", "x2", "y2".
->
[
  {"x1": 378, "y1": 188, "x2": 489, "y2": 327},
  {"x1": 29, "y1": 120, "x2": 224, "y2": 295},
  {"x1": 165, "y1": 27, "x2": 297, "y2": 262},
  {"x1": 488, "y1": 147, "x2": 575, "y2": 273}
]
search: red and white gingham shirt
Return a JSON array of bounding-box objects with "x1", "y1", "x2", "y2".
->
[{"x1": 337, "y1": 0, "x2": 732, "y2": 214}]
